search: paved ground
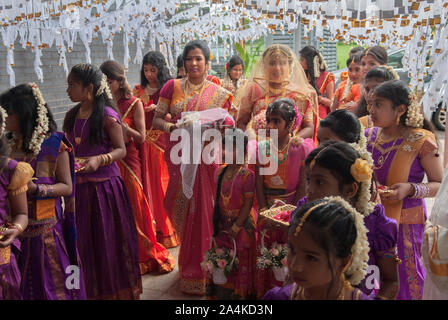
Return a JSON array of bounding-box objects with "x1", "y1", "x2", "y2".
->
[{"x1": 140, "y1": 130, "x2": 445, "y2": 300}]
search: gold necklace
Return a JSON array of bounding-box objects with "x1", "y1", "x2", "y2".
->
[
  {"x1": 220, "y1": 166, "x2": 243, "y2": 207},
  {"x1": 372, "y1": 129, "x2": 401, "y2": 170},
  {"x1": 75, "y1": 116, "x2": 90, "y2": 145},
  {"x1": 294, "y1": 285, "x2": 346, "y2": 300}
]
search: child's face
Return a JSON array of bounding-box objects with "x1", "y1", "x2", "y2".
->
[
  {"x1": 106, "y1": 78, "x2": 120, "y2": 95},
  {"x1": 369, "y1": 95, "x2": 402, "y2": 128},
  {"x1": 222, "y1": 144, "x2": 238, "y2": 164},
  {"x1": 299, "y1": 55, "x2": 307, "y2": 71},
  {"x1": 306, "y1": 164, "x2": 343, "y2": 201},
  {"x1": 66, "y1": 73, "x2": 90, "y2": 103},
  {"x1": 361, "y1": 55, "x2": 382, "y2": 78},
  {"x1": 266, "y1": 113, "x2": 289, "y2": 138},
  {"x1": 316, "y1": 127, "x2": 343, "y2": 146},
  {"x1": 5, "y1": 112, "x2": 19, "y2": 133},
  {"x1": 144, "y1": 63, "x2": 159, "y2": 86},
  {"x1": 287, "y1": 229, "x2": 338, "y2": 290},
  {"x1": 363, "y1": 78, "x2": 383, "y2": 105},
  {"x1": 348, "y1": 62, "x2": 362, "y2": 84}
]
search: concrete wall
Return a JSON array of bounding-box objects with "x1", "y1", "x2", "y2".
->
[{"x1": 0, "y1": 32, "x2": 144, "y2": 129}]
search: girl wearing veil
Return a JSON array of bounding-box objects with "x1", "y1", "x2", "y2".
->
[{"x1": 236, "y1": 44, "x2": 318, "y2": 141}]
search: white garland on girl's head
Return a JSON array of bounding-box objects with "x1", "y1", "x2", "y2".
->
[
  {"x1": 0, "y1": 105, "x2": 7, "y2": 137},
  {"x1": 28, "y1": 83, "x2": 49, "y2": 156},
  {"x1": 406, "y1": 92, "x2": 424, "y2": 128},
  {"x1": 323, "y1": 196, "x2": 370, "y2": 286},
  {"x1": 96, "y1": 74, "x2": 114, "y2": 100},
  {"x1": 313, "y1": 55, "x2": 321, "y2": 78},
  {"x1": 384, "y1": 65, "x2": 401, "y2": 80},
  {"x1": 349, "y1": 123, "x2": 376, "y2": 217},
  {"x1": 341, "y1": 78, "x2": 353, "y2": 102}
]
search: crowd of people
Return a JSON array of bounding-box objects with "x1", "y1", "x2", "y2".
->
[{"x1": 0, "y1": 38, "x2": 446, "y2": 300}]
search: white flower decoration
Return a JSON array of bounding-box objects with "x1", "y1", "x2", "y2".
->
[{"x1": 28, "y1": 83, "x2": 49, "y2": 156}]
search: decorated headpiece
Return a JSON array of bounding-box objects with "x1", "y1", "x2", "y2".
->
[
  {"x1": 0, "y1": 105, "x2": 7, "y2": 137},
  {"x1": 28, "y1": 82, "x2": 50, "y2": 156},
  {"x1": 96, "y1": 74, "x2": 114, "y2": 100},
  {"x1": 405, "y1": 92, "x2": 424, "y2": 128},
  {"x1": 294, "y1": 196, "x2": 370, "y2": 286}
]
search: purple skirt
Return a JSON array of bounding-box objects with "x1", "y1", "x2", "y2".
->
[
  {"x1": 75, "y1": 176, "x2": 142, "y2": 299},
  {"x1": 19, "y1": 220, "x2": 86, "y2": 300},
  {"x1": 0, "y1": 241, "x2": 21, "y2": 300}
]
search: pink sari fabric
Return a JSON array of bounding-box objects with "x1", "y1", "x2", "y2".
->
[{"x1": 158, "y1": 79, "x2": 232, "y2": 295}]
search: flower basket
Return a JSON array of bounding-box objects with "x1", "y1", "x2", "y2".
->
[
  {"x1": 201, "y1": 232, "x2": 237, "y2": 285},
  {"x1": 259, "y1": 204, "x2": 296, "y2": 228},
  {"x1": 273, "y1": 265, "x2": 289, "y2": 282}
]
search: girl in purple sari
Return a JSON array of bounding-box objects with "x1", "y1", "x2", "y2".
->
[
  {"x1": 0, "y1": 105, "x2": 33, "y2": 299},
  {"x1": 264, "y1": 197, "x2": 372, "y2": 300},
  {"x1": 64, "y1": 64, "x2": 142, "y2": 299},
  {"x1": 366, "y1": 80, "x2": 443, "y2": 300},
  {"x1": 1, "y1": 83, "x2": 86, "y2": 300}
]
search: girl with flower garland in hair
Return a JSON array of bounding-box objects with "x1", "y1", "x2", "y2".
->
[
  {"x1": 264, "y1": 197, "x2": 371, "y2": 300},
  {"x1": 357, "y1": 67, "x2": 398, "y2": 127},
  {"x1": 366, "y1": 79, "x2": 443, "y2": 300},
  {"x1": 254, "y1": 98, "x2": 315, "y2": 298},
  {"x1": 101, "y1": 60, "x2": 175, "y2": 274},
  {"x1": 132, "y1": 51, "x2": 179, "y2": 249},
  {"x1": 205, "y1": 128, "x2": 257, "y2": 300},
  {"x1": 299, "y1": 46, "x2": 335, "y2": 120},
  {"x1": 331, "y1": 53, "x2": 363, "y2": 113},
  {"x1": 289, "y1": 141, "x2": 399, "y2": 299},
  {"x1": 63, "y1": 63, "x2": 141, "y2": 299},
  {"x1": 1, "y1": 83, "x2": 86, "y2": 300},
  {"x1": 0, "y1": 104, "x2": 33, "y2": 299}
]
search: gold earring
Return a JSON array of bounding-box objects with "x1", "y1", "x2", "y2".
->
[
  {"x1": 87, "y1": 92, "x2": 92, "y2": 100},
  {"x1": 396, "y1": 116, "x2": 401, "y2": 125}
]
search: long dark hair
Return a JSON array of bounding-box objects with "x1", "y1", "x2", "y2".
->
[
  {"x1": 289, "y1": 198, "x2": 357, "y2": 298},
  {"x1": 319, "y1": 109, "x2": 361, "y2": 143},
  {"x1": 373, "y1": 80, "x2": 436, "y2": 135},
  {"x1": 182, "y1": 40, "x2": 211, "y2": 66},
  {"x1": 0, "y1": 110, "x2": 10, "y2": 169},
  {"x1": 299, "y1": 46, "x2": 326, "y2": 95},
  {"x1": 100, "y1": 60, "x2": 132, "y2": 99},
  {"x1": 355, "y1": 66, "x2": 396, "y2": 118},
  {"x1": 213, "y1": 128, "x2": 248, "y2": 237},
  {"x1": 63, "y1": 63, "x2": 119, "y2": 146},
  {"x1": 0, "y1": 83, "x2": 57, "y2": 154},
  {"x1": 140, "y1": 51, "x2": 173, "y2": 89}
]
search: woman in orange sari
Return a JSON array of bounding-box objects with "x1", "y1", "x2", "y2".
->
[
  {"x1": 153, "y1": 40, "x2": 233, "y2": 295},
  {"x1": 132, "y1": 51, "x2": 179, "y2": 249},
  {"x1": 101, "y1": 60, "x2": 175, "y2": 274},
  {"x1": 299, "y1": 46, "x2": 335, "y2": 120}
]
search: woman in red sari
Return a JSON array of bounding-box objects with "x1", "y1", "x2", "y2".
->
[
  {"x1": 132, "y1": 52, "x2": 179, "y2": 249},
  {"x1": 101, "y1": 60, "x2": 175, "y2": 274},
  {"x1": 299, "y1": 46, "x2": 335, "y2": 120},
  {"x1": 153, "y1": 40, "x2": 233, "y2": 295}
]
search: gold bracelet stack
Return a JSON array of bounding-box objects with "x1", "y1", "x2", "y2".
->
[{"x1": 98, "y1": 153, "x2": 113, "y2": 166}]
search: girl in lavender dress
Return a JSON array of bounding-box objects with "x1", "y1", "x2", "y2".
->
[
  {"x1": 63, "y1": 63, "x2": 142, "y2": 299},
  {"x1": 1, "y1": 83, "x2": 86, "y2": 300},
  {"x1": 0, "y1": 105, "x2": 33, "y2": 299},
  {"x1": 366, "y1": 80, "x2": 443, "y2": 300},
  {"x1": 264, "y1": 197, "x2": 371, "y2": 300}
]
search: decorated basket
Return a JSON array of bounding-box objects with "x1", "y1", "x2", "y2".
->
[{"x1": 259, "y1": 204, "x2": 296, "y2": 227}]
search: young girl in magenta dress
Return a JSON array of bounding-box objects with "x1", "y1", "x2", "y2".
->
[
  {"x1": 254, "y1": 98, "x2": 314, "y2": 298},
  {"x1": 0, "y1": 105, "x2": 33, "y2": 299},
  {"x1": 264, "y1": 197, "x2": 372, "y2": 300},
  {"x1": 63, "y1": 63, "x2": 141, "y2": 299},
  {"x1": 101, "y1": 60, "x2": 175, "y2": 274},
  {"x1": 206, "y1": 128, "x2": 256, "y2": 300},
  {"x1": 133, "y1": 51, "x2": 179, "y2": 248}
]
